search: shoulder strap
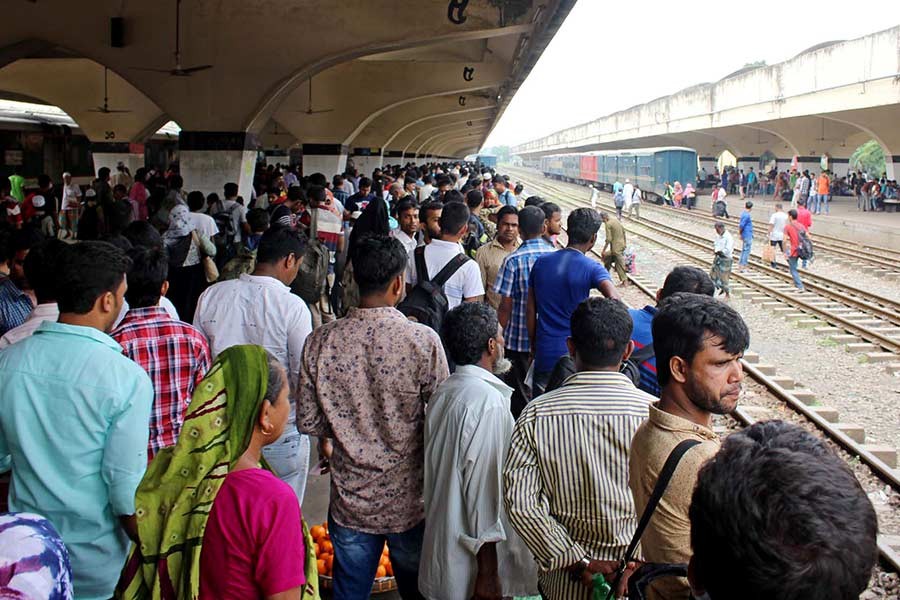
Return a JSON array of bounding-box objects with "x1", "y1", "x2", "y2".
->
[
  {"x1": 414, "y1": 245, "x2": 429, "y2": 283},
  {"x1": 607, "y1": 438, "x2": 701, "y2": 600},
  {"x1": 432, "y1": 253, "x2": 469, "y2": 287},
  {"x1": 631, "y1": 342, "x2": 654, "y2": 363},
  {"x1": 310, "y1": 207, "x2": 319, "y2": 238}
]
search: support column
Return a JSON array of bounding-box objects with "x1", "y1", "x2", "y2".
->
[
  {"x1": 262, "y1": 149, "x2": 290, "y2": 168},
  {"x1": 795, "y1": 155, "x2": 820, "y2": 174},
  {"x1": 829, "y1": 157, "x2": 852, "y2": 178},
  {"x1": 885, "y1": 155, "x2": 900, "y2": 180},
  {"x1": 178, "y1": 131, "x2": 258, "y2": 200},
  {"x1": 736, "y1": 156, "x2": 759, "y2": 175},
  {"x1": 302, "y1": 144, "x2": 348, "y2": 178},
  {"x1": 698, "y1": 156, "x2": 717, "y2": 177},
  {"x1": 91, "y1": 142, "x2": 145, "y2": 177},
  {"x1": 350, "y1": 147, "x2": 382, "y2": 179}
]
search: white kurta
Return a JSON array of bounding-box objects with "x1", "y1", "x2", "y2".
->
[{"x1": 420, "y1": 365, "x2": 538, "y2": 600}]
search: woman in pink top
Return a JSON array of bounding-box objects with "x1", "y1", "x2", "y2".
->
[
  {"x1": 117, "y1": 345, "x2": 314, "y2": 599},
  {"x1": 129, "y1": 168, "x2": 150, "y2": 222}
]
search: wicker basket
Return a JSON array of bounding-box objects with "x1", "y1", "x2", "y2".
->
[{"x1": 318, "y1": 575, "x2": 397, "y2": 594}]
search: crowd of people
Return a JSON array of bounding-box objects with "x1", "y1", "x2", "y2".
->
[{"x1": 0, "y1": 158, "x2": 881, "y2": 600}]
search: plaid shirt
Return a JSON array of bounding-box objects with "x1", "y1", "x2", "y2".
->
[
  {"x1": 493, "y1": 238, "x2": 555, "y2": 352},
  {"x1": 111, "y1": 306, "x2": 211, "y2": 458},
  {"x1": 0, "y1": 276, "x2": 33, "y2": 336}
]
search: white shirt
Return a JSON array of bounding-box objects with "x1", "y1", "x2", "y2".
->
[
  {"x1": 421, "y1": 365, "x2": 538, "y2": 599},
  {"x1": 418, "y1": 184, "x2": 435, "y2": 203},
  {"x1": 222, "y1": 199, "x2": 248, "y2": 243},
  {"x1": 405, "y1": 239, "x2": 485, "y2": 309},
  {"x1": 714, "y1": 230, "x2": 734, "y2": 256},
  {"x1": 632, "y1": 188, "x2": 643, "y2": 204},
  {"x1": 188, "y1": 211, "x2": 219, "y2": 239},
  {"x1": 193, "y1": 273, "x2": 313, "y2": 423},
  {"x1": 391, "y1": 228, "x2": 419, "y2": 258},
  {"x1": 0, "y1": 303, "x2": 58, "y2": 349},
  {"x1": 622, "y1": 183, "x2": 634, "y2": 206},
  {"x1": 61, "y1": 183, "x2": 81, "y2": 209},
  {"x1": 769, "y1": 211, "x2": 789, "y2": 241}
]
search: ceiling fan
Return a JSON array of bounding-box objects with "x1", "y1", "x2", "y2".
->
[
  {"x1": 297, "y1": 77, "x2": 334, "y2": 115},
  {"x1": 88, "y1": 67, "x2": 131, "y2": 113},
  {"x1": 131, "y1": 0, "x2": 212, "y2": 77}
]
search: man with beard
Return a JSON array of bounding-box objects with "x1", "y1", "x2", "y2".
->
[
  {"x1": 504, "y1": 298, "x2": 652, "y2": 599},
  {"x1": 629, "y1": 292, "x2": 749, "y2": 600},
  {"x1": 420, "y1": 302, "x2": 537, "y2": 599},
  {"x1": 418, "y1": 200, "x2": 443, "y2": 245}
]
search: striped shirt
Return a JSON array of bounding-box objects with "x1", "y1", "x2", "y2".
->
[
  {"x1": 493, "y1": 238, "x2": 555, "y2": 352},
  {"x1": 504, "y1": 371, "x2": 652, "y2": 599}
]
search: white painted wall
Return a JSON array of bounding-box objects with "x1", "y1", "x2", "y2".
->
[
  {"x1": 180, "y1": 149, "x2": 257, "y2": 201},
  {"x1": 303, "y1": 153, "x2": 348, "y2": 178},
  {"x1": 93, "y1": 152, "x2": 144, "y2": 178}
]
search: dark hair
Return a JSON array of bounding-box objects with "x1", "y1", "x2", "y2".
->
[
  {"x1": 496, "y1": 205, "x2": 518, "y2": 222},
  {"x1": 247, "y1": 208, "x2": 270, "y2": 232},
  {"x1": 540, "y1": 202, "x2": 560, "y2": 221},
  {"x1": 255, "y1": 226, "x2": 306, "y2": 265},
  {"x1": 745, "y1": 201, "x2": 753, "y2": 209},
  {"x1": 395, "y1": 198, "x2": 417, "y2": 216},
  {"x1": 98, "y1": 167, "x2": 111, "y2": 180},
  {"x1": 123, "y1": 221, "x2": 163, "y2": 249},
  {"x1": 524, "y1": 195, "x2": 544, "y2": 207},
  {"x1": 659, "y1": 266, "x2": 715, "y2": 300},
  {"x1": 265, "y1": 351, "x2": 287, "y2": 405},
  {"x1": 465, "y1": 189, "x2": 484, "y2": 210},
  {"x1": 436, "y1": 175, "x2": 452, "y2": 188},
  {"x1": 443, "y1": 189, "x2": 465, "y2": 205},
  {"x1": 187, "y1": 190, "x2": 206, "y2": 211},
  {"x1": 358, "y1": 177, "x2": 372, "y2": 189},
  {"x1": 124, "y1": 247, "x2": 168, "y2": 308},
  {"x1": 12, "y1": 228, "x2": 45, "y2": 253},
  {"x1": 170, "y1": 175, "x2": 183, "y2": 189},
  {"x1": 206, "y1": 192, "x2": 220, "y2": 205},
  {"x1": 518, "y1": 205, "x2": 546, "y2": 237},
  {"x1": 349, "y1": 197, "x2": 390, "y2": 254},
  {"x1": 308, "y1": 173, "x2": 327, "y2": 187},
  {"x1": 439, "y1": 201, "x2": 470, "y2": 235},
  {"x1": 652, "y1": 293, "x2": 750, "y2": 388},
  {"x1": 24, "y1": 238, "x2": 66, "y2": 304},
  {"x1": 100, "y1": 233, "x2": 133, "y2": 252},
  {"x1": 224, "y1": 182, "x2": 239, "y2": 198},
  {"x1": 308, "y1": 185, "x2": 327, "y2": 205},
  {"x1": 113, "y1": 184, "x2": 128, "y2": 196},
  {"x1": 570, "y1": 298, "x2": 633, "y2": 368},
  {"x1": 441, "y1": 303, "x2": 499, "y2": 366},
  {"x1": 567, "y1": 208, "x2": 601, "y2": 244},
  {"x1": 788, "y1": 208, "x2": 798, "y2": 219},
  {"x1": 351, "y1": 235, "x2": 407, "y2": 296},
  {"x1": 55, "y1": 242, "x2": 132, "y2": 314},
  {"x1": 37, "y1": 174, "x2": 51, "y2": 188},
  {"x1": 690, "y1": 420, "x2": 878, "y2": 600},
  {"x1": 419, "y1": 200, "x2": 443, "y2": 224}
]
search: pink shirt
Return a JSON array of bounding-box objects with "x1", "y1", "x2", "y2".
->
[{"x1": 200, "y1": 469, "x2": 306, "y2": 599}]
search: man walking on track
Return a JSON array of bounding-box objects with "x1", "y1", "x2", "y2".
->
[
  {"x1": 710, "y1": 222, "x2": 734, "y2": 299},
  {"x1": 600, "y1": 211, "x2": 628, "y2": 286}
]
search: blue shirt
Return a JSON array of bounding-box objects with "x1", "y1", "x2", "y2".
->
[
  {"x1": 494, "y1": 238, "x2": 555, "y2": 352},
  {"x1": 0, "y1": 321, "x2": 153, "y2": 599},
  {"x1": 529, "y1": 249, "x2": 611, "y2": 372},
  {"x1": 0, "y1": 276, "x2": 33, "y2": 336},
  {"x1": 628, "y1": 305, "x2": 659, "y2": 397},
  {"x1": 497, "y1": 189, "x2": 516, "y2": 207},
  {"x1": 613, "y1": 181, "x2": 623, "y2": 194},
  {"x1": 739, "y1": 211, "x2": 753, "y2": 240}
]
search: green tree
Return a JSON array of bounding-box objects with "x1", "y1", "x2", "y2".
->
[{"x1": 850, "y1": 140, "x2": 885, "y2": 176}]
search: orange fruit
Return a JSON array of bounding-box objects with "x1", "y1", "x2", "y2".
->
[
  {"x1": 311, "y1": 525, "x2": 325, "y2": 541},
  {"x1": 324, "y1": 554, "x2": 334, "y2": 571},
  {"x1": 321, "y1": 540, "x2": 333, "y2": 554},
  {"x1": 386, "y1": 563, "x2": 393, "y2": 577},
  {"x1": 313, "y1": 542, "x2": 320, "y2": 556},
  {"x1": 379, "y1": 555, "x2": 390, "y2": 567},
  {"x1": 317, "y1": 559, "x2": 326, "y2": 575},
  {"x1": 376, "y1": 565, "x2": 387, "y2": 578}
]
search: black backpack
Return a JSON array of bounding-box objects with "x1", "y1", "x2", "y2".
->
[
  {"x1": 398, "y1": 246, "x2": 469, "y2": 332},
  {"x1": 620, "y1": 342, "x2": 656, "y2": 387},
  {"x1": 796, "y1": 226, "x2": 814, "y2": 260}
]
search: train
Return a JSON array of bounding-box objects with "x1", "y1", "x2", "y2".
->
[
  {"x1": 539, "y1": 147, "x2": 698, "y2": 201},
  {"x1": 473, "y1": 154, "x2": 497, "y2": 169}
]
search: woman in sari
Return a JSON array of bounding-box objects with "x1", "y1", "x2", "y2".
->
[
  {"x1": 162, "y1": 203, "x2": 216, "y2": 322},
  {"x1": 116, "y1": 345, "x2": 317, "y2": 600},
  {"x1": 673, "y1": 181, "x2": 684, "y2": 208},
  {"x1": 0, "y1": 512, "x2": 73, "y2": 599}
]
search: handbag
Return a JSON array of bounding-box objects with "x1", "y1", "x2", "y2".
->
[
  {"x1": 761, "y1": 243, "x2": 775, "y2": 263},
  {"x1": 192, "y1": 231, "x2": 219, "y2": 283},
  {"x1": 605, "y1": 439, "x2": 701, "y2": 600}
]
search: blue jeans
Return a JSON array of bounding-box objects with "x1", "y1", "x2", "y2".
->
[
  {"x1": 815, "y1": 194, "x2": 830, "y2": 214},
  {"x1": 739, "y1": 236, "x2": 752, "y2": 266},
  {"x1": 260, "y1": 429, "x2": 310, "y2": 504},
  {"x1": 329, "y1": 516, "x2": 425, "y2": 600},
  {"x1": 788, "y1": 256, "x2": 804, "y2": 290}
]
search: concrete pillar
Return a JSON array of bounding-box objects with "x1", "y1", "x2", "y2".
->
[
  {"x1": 91, "y1": 142, "x2": 145, "y2": 178},
  {"x1": 736, "y1": 156, "x2": 759, "y2": 174},
  {"x1": 302, "y1": 144, "x2": 348, "y2": 178},
  {"x1": 178, "y1": 131, "x2": 258, "y2": 201},
  {"x1": 885, "y1": 154, "x2": 900, "y2": 180},
  {"x1": 261, "y1": 150, "x2": 290, "y2": 168},
  {"x1": 350, "y1": 147, "x2": 382, "y2": 179},
  {"x1": 829, "y1": 157, "x2": 852, "y2": 178},
  {"x1": 796, "y1": 155, "x2": 820, "y2": 175}
]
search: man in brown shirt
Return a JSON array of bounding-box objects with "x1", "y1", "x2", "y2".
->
[
  {"x1": 629, "y1": 293, "x2": 749, "y2": 600},
  {"x1": 297, "y1": 235, "x2": 449, "y2": 600},
  {"x1": 475, "y1": 205, "x2": 520, "y2": 310}
]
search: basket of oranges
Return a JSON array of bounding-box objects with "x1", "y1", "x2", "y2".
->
[{"x1": 311, "y1": 522, "x2": 397, "y2": 593}]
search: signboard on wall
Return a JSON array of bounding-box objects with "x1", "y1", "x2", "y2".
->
[
  {"x1": 3, "y1": 150, "x2": 23, "y2": 166},
  {"x1": 820, "y1": 154, "x2": 830, "y2": 171}
]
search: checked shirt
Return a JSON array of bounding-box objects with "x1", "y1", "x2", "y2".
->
[
  {"x1": 112, "y1": 305, "x2": 211, "y2": 459},
  {"x1": 493, "y1": 237, "x2": 555, "y2": 352}
]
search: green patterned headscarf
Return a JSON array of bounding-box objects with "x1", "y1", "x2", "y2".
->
[{"x1": 115, "y1": 345, "x2": 317, "y2": 600}]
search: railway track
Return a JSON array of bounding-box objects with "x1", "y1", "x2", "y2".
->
[
  {"x1": 510, "y1": 165, "x2": 900, "y2": 278},
  {"x1": 553, "y1": 224, "x2": 900, "y2": 586},
  {"x1": 513, "y1": 171, "x2": 900, "y2": 373}
]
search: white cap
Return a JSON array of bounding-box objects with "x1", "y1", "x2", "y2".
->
[
  {"x1": 484, "y1": 173, "x2": 492, "y2": 180},
  {"x1": 85, "y1": 188, "x2": 97, "y2": 198},
  {"x1": 62, "y1": 171, "x2": 71, "y2": 178},
  {"x1": 31, "y1": 195, "x2": 46, "y2": 208},
  {"x1": 625, "y1": 178, "x2": 630, "y2": 183}
]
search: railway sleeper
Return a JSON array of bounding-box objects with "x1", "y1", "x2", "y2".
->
[
  {"x1": 835, "y1": 423, "x2": 866, "y2": 444},
  {"x1": 862, "y1": 445, "x2": 898, "y2": 469}
]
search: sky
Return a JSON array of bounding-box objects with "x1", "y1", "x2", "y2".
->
[{"x1": 482, "y1": 0, "x2": 900, "y2": 149}]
